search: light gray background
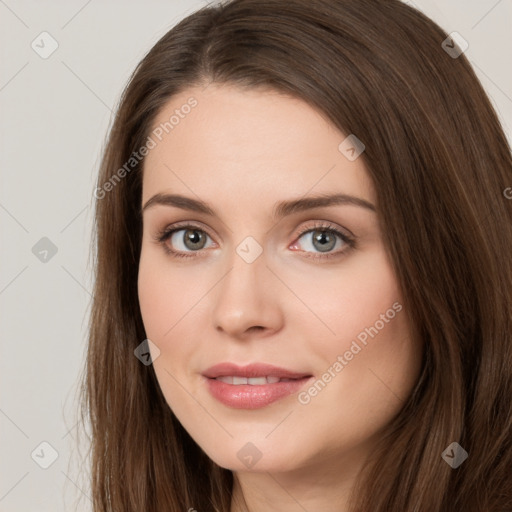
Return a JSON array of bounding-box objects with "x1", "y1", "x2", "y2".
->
[{"x1": 1, "y1": 1, "x2": 511, "y2": 510}]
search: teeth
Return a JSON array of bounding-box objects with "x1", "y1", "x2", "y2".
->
[
  {"x1": 248, "y1": 377, "x2": 267, "y2": 385},
  {"x1": 216, "y1": 376, "x2": 234, "y2": 384},
  {"x1": 215, "y1": 376, "x2": 290, "y2": 385}
]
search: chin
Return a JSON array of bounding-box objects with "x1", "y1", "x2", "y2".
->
[{"x1": 195, "y1": 435, "x2": 308, "y2": 473}]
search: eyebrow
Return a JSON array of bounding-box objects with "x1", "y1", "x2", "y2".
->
[{"x1": 141, "y1": 192, "x2": 376, "y2": 218}]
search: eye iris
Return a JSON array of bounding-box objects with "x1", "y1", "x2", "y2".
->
[
  {"x1": 184, "y1": 229, "x2": 206, "y2": 250},
  {"x1": 312, "y1": 229, "x2": 336, "y2": 252}
]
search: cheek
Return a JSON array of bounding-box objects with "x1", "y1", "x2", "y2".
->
[
  {"x1": 137, "y1": 248, "x2": 216, "y2": 400},
  {"x1": 137, "y1": 251, "x2": 202, "y2": 413},
  {"x1": 137, "y1": 247, "x2": 210, "y2": 339},
  {"x1": 138, "y1": 262, "x2": 171, "y2": 340},
  {"x1": 288, "y1": 245, "x2": 405, "y2": 355},
  {"x1": 297, "y1": 258, "x2": 419, "y2": 436},
  {"x1": 290, "y1": 246, "x2": 419, "y2": 413}
]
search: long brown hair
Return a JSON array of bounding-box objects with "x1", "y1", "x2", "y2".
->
[{"x1": 78, "y1": 0, "x2": 512, "y2": 510}]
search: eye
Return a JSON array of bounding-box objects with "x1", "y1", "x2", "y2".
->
[
  {"x1": 291, "y1": 221, "x2": 356, "y2": 260},
  {"x1": 153, "y1": 223, "x2": 215, "y2": 258},
  {"x1": 153, "y1": 220, "x2": 356, "y2": 260}
]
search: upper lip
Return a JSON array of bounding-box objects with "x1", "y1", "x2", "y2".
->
[{"x1": 202, "y1": 362, "x2": 312, "y2": 379}]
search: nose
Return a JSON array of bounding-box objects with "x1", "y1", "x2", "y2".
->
[{"x1": 211, "y1": 246, "x2": 284, "y2": 340}]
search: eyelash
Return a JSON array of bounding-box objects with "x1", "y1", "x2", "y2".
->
[{"x1": 153, "y1": 221, "x2": 356, "y2": 261}]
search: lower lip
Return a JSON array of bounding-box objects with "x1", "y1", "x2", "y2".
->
[{"x1": 204, "y1": 376, "x2": 312, "y2": 409}]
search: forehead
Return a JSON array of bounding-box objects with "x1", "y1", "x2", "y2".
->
[{"x1": 142, "y1": 84, "x2": 375, "y2": 209}]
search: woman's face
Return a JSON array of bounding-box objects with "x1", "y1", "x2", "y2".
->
[{"x1": 138, "y1": 84, "x2": 422, "y2": 476}]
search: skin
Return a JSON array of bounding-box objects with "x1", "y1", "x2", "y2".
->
[{"x1": 138, "y1": 83, "x2": 423, "y2": 512}]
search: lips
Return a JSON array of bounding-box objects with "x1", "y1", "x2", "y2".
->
[
  {"x1": 202, "y1": 362, "x2": 311, "y2": 380},
  {"x1": 202, "y1": 362, "x2": 313, "y2": 409}
]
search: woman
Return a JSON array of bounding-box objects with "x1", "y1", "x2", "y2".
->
[{"x1": 80, "y1": 0, "x2": 512, "y2": 510}]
